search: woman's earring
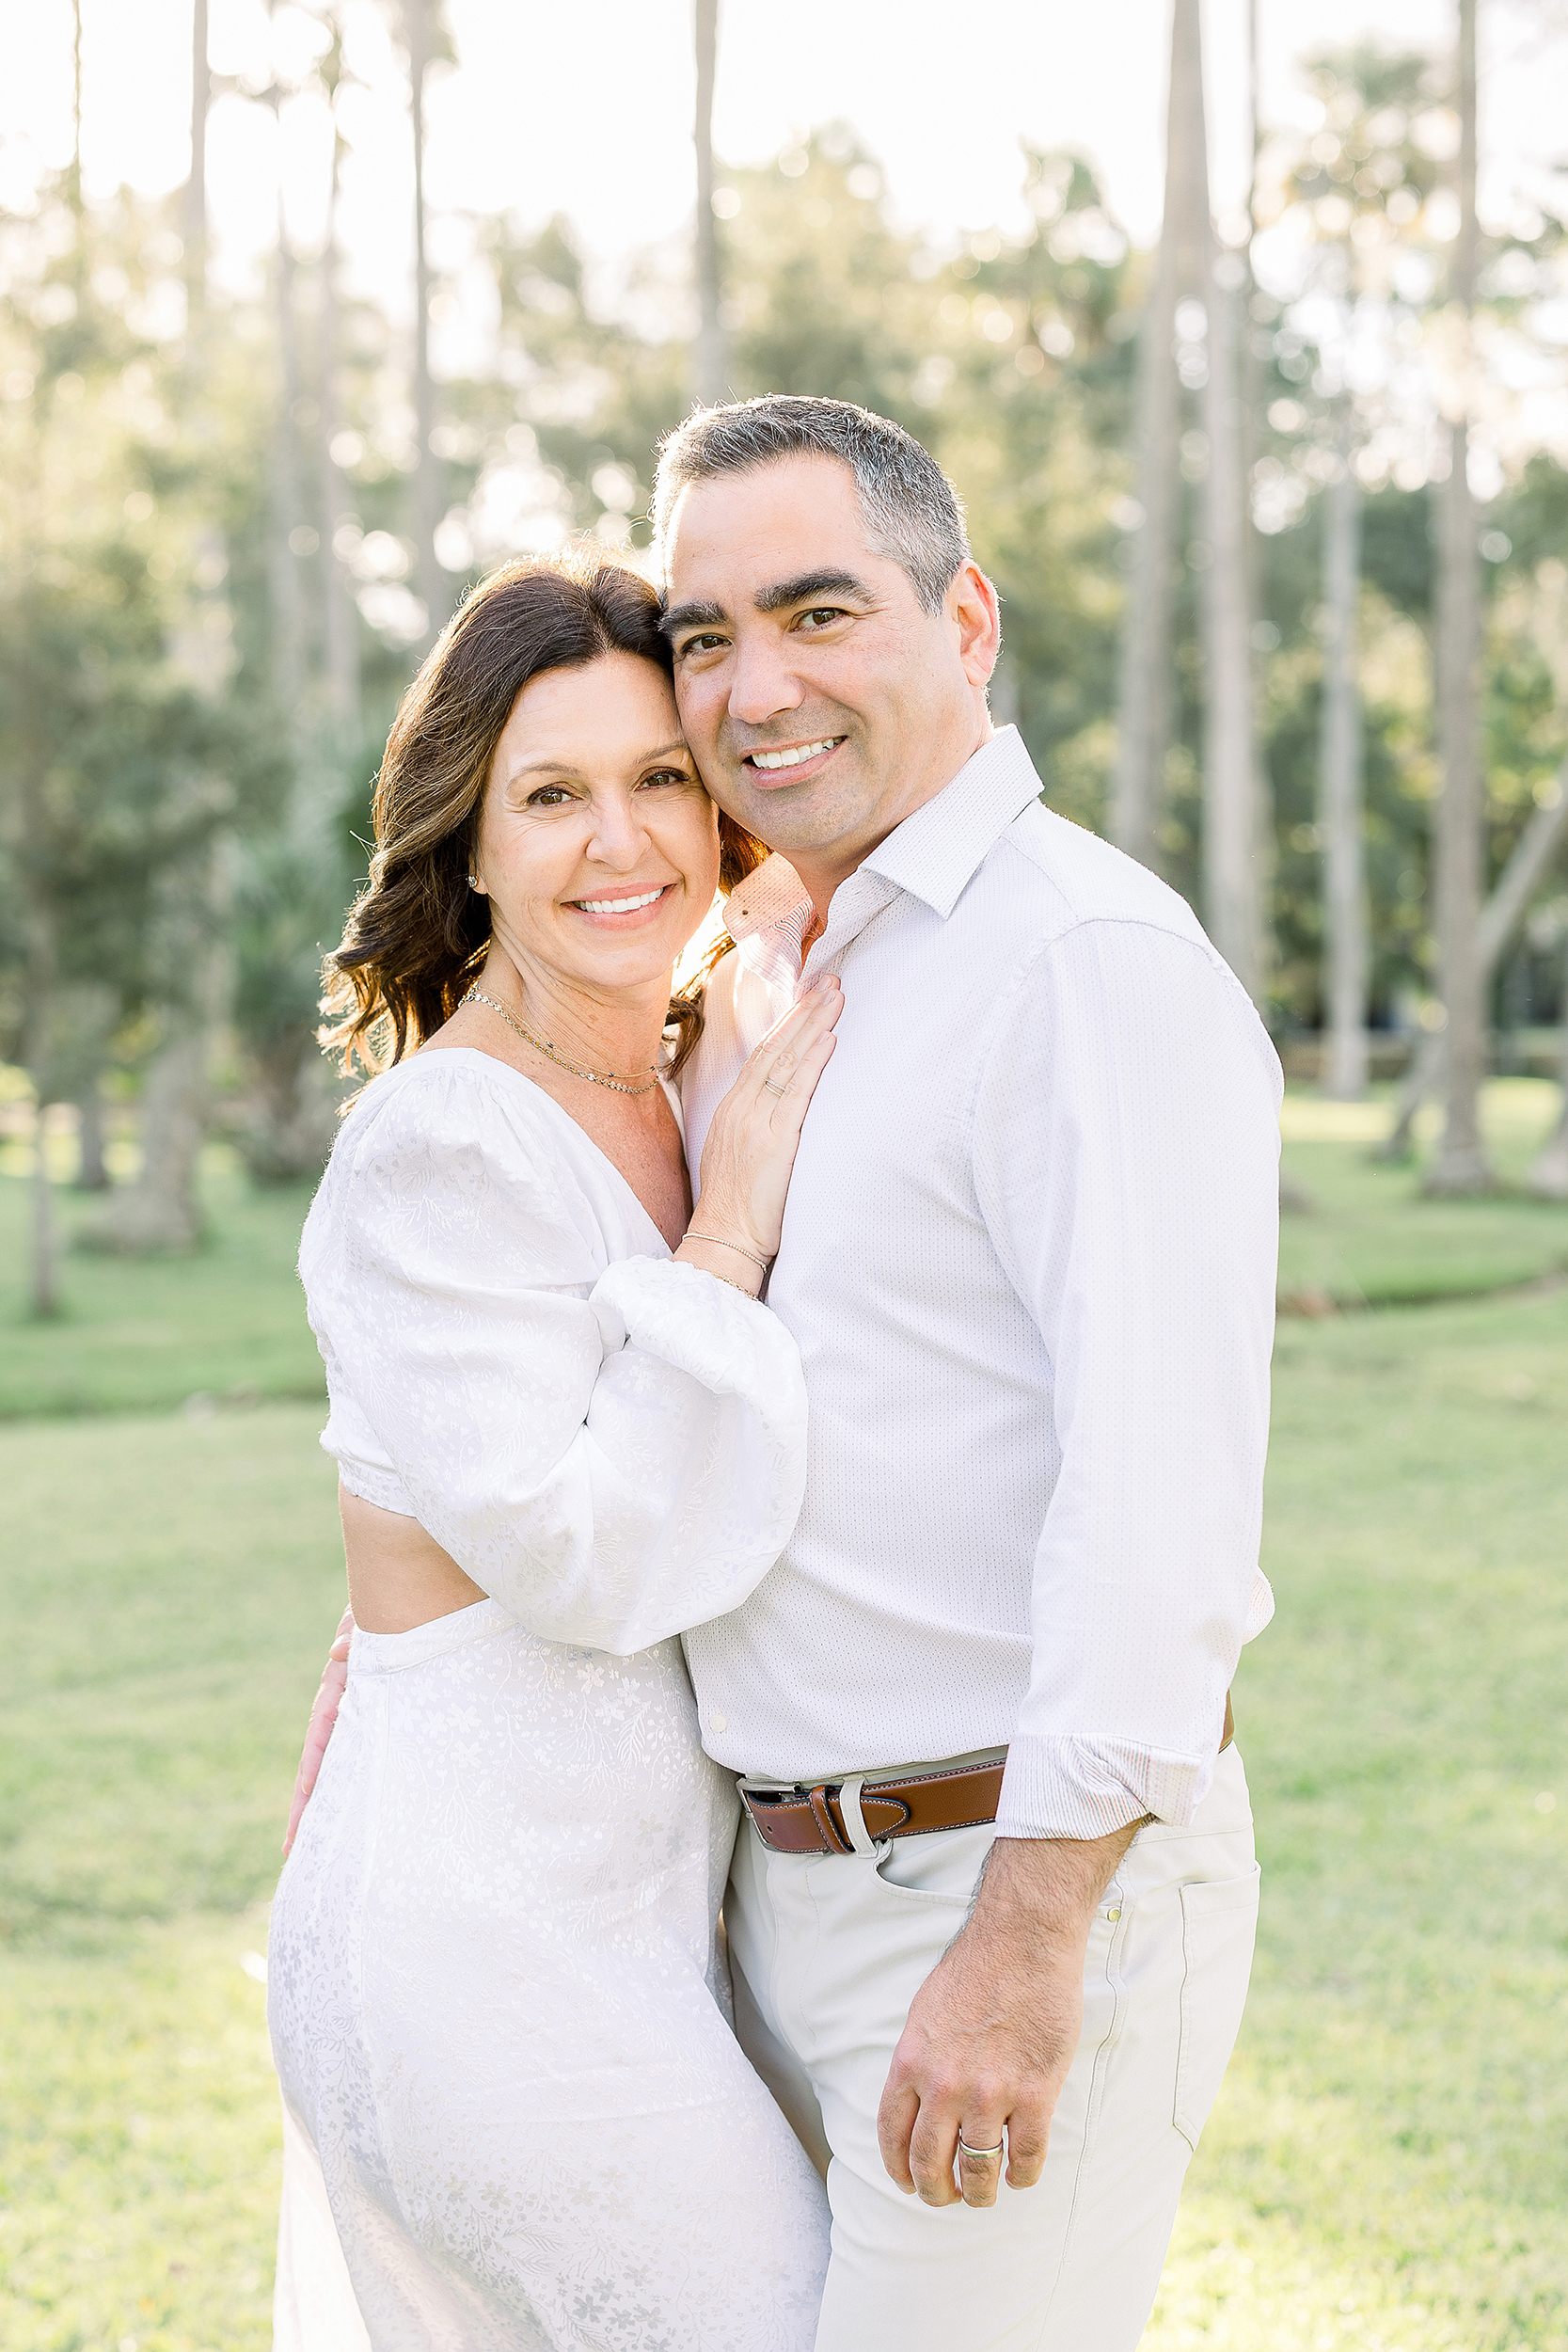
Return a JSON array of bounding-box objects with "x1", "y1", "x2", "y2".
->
[{"x1": 467, "y1": 873, "x2": 479, "y2": 889}]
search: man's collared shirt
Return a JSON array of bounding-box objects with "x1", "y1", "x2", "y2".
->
[{"x1": 680, "y1": 726, "x2": 1281, "y2": 1839}]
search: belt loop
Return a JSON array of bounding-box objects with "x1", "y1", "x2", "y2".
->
[{"x1": 836, "y1": 1773, "x2": 881, "y2": 1858}]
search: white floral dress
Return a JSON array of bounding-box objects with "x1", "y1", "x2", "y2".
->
[{"x1": 268, "y1": 1049, "x2": 830, "y2": 2351}]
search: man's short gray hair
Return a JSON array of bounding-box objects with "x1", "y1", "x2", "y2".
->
[{"x1": 652, "y1": 395, "x2": 970, "y2": 616}]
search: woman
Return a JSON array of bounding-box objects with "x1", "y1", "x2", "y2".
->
[{"x1": 268, "y1": 548, "x2": 837, "y2": 2349}]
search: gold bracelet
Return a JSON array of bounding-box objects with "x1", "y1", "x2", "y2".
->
[
  {"x1": 697, "y1": 1262, "x2": 763, "y2": 1300},
  {"x1": 686, "y1": 1231, "x2": 771, "y2": 1273}
]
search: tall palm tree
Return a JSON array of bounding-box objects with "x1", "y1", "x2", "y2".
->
[
  {"x1": 317, "y1": 13, "x2": 361, "y2": 745},
  {"x1": 1179, "y1": 0, "x2": 1262, "y2": 1004},
  {"x1": 1320, "y1": 402, "x2": 1369, "y2": 1096},
  {"x1": 1424, "y1": 0, "x2": 1493, "y2": 1192},
  {"x1": 692, "y1": 0, "x2": 725, "y2": 405},
  {"x1": 1199, "y1": 237, "x2": 1262, "y2": 1002},
  {"x1": 266, "y1": 0, "x2": 305, "y2": 723},
  {"x1": 80, "y1": 0, "x2": 222, "y2": 1256},
  {"x1": 1111, "y1": 0, "x2": 1191, "y2": 869},
  {"x1": 1115, "y1": 0, "x2": 1265, "y2": 1008},
  {"x1": 1528, "y1": 929, "x2": 1568, "y2": 1195},
  {"x1": 404, "y1": 0, "x2": 449, "y2": 651},
  {"x1": 183, "y1": 0, "x2": 209, "y2": 292}
]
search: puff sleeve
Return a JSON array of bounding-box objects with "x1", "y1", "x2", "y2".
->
[{"x1": 303, "y1": 1061, "x2": 807, "y2": 1654}]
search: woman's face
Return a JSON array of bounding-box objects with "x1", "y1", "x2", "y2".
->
[{"x1": 471, "y1": 652, "x2": 720, "y2": 1001}]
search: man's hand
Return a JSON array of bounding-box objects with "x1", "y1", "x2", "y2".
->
[
  {"x1": 282, "y1": 1607, "x2": 355, "y2": 1856},
  {"x1": 876, "y1": 1823, "x2": 1139, "y2": 2210}
]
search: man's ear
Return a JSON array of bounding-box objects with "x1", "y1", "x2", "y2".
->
[{"x1": 949, "y1": 562, "x2": 1002, "y2": 690}]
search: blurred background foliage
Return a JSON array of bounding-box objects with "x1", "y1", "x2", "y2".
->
[
  {"x1": 0, "y1": 0, "x2": 1565, "y2": 1282},
  {"x1": 1, "y1": 9, "x2": 1566, "y2": 2349}
]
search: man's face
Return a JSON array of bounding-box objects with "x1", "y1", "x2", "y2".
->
[{"x1": 661, "y1": 453, "x2": 996, "y2": 871}]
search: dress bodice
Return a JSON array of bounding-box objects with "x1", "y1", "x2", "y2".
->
[{"x1": 298, "y1": 1047, "x2": 807, "y2": 1656}]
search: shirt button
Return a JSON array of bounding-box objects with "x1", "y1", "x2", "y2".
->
[{"x1": 711, "y1": 1712, "x2": 728, "y2": 1735}]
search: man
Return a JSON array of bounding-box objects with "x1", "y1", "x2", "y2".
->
[
  {"x1": 660, "y1": 397, "x2": 1278, "y2": 2351},
  {"x1": 289, "y1": 395, "x2": 1279, "y2": 2350}
]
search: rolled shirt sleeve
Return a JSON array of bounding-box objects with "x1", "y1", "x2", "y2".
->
[
  {"x1": 973, "y1": 917, "x2": 1282, "y2": 1838},
  {"x1": 316, "y1": 1075, "x2": 808, "y2": 1655}
]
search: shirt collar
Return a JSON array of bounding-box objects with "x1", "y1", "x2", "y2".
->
[
  {"x1": 721, "y1": 726, "x2": 1044, "y2": 984},
  {"x1": 860, "y1": 727, "x2": 1042, "y2": 919}
]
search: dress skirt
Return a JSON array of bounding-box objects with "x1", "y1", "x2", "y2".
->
[{"x1": 268, "y1": 1598, "x2": 829, "y2": 2351}]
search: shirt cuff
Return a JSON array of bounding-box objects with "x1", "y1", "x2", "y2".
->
[{"x1": 995, "y1": 1734, "x2": 1218, "y2": 1840}]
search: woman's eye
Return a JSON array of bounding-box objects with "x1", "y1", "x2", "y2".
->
[
  {"x1": 526, "y1": 786, "x2": 573, "y2": 807},
  {"x1": 640, "y1": 768, "x2": 693, "y2": 789}
]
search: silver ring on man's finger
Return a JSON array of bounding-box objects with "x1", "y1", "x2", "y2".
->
[{"x1": 957, "y1": 2135, "x2": 1005, "y2": 2162}]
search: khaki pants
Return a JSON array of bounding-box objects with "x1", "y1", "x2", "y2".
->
[{"x1": 725, "y1": 1743, "x2": 1259, "y2": 2352}]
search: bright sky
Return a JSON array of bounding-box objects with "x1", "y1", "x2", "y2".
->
[{"x1": 4, "y1": 0, "x2": 1563, "y2": 323}]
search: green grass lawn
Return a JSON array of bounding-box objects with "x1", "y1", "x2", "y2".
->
[
  {"x1": 2, "y1": 1083, "x2": 1562, "y2": 1425},
  {"x1": 1278, "y1": 1079, "x2": 1568, "y2": 1310},
  {"x1": 1147, "y1": 1282, "x2": 1568, "y2": 2352},
  {"x1": 0, "y1": 1406, "x2": 343, "y2": 2352},
  {"x1": 0, "y1": 1151, "x2": 325, "y2": 1420},
  {"x1": 1, "y1": 1092, "x2": 1564, "y2": 2350}
]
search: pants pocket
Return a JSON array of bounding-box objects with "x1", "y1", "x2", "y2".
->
[{"x1": 1172, "y1": 1863, "x2": 1260, "y2": 2150}]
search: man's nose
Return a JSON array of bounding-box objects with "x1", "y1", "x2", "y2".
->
[{"x1": 728, "y1": 631, "x2": 805, "y2": 730}]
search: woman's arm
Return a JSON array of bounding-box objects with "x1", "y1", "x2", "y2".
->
[
  {"x1": 321, "y1": 997, "x2": 837, "y2": 1654},
  {"x1": 281, "y1": 1605, "x2": 352, "y2": 1856}
]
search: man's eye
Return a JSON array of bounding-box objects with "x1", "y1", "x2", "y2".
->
[
  {"x1": 679, "y1": 632, "x2": 727, "y2": 658},
  {"x1": 798, "y1": 607, "x2": 847, "y2": 630}
]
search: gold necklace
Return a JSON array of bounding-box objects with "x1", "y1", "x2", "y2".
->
[{"x1": 462, "y1": 984, "x2": 660, "y2": 1096}]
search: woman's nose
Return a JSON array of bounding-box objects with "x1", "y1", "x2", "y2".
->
[{"x1": 584, "y1": 788, "x2": 650, "y2": 866}]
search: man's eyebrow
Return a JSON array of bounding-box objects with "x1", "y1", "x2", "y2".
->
[
  {"x1": 660, "y1": 570, "x2": 874, "y2": 639},
  {"x1": 753, "y1": 568, "x2": 872, "y2": 613},
  {"x1": 660, "y1": 598, "x2": 728, "y2": 639}
]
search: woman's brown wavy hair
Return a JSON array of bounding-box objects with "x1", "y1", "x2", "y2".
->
[{"x1": 321, "y1": 546, "x2": 767, "y2": 1080}]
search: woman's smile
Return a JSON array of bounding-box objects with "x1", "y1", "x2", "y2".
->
[{"x1": 566, "y1": 880, "x2": 679, "y2": 925}]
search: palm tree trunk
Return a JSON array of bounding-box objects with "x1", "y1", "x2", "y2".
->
[
  {"x1": 1242, "y1": 0, "x2": 1275, "y2": 993},
  {"x1": 31, "y1": 1104, "x2": 58, "y2": 1318},
  {"x1": 74, "y1": 1074, "x2": 110, "y2": 1190},
  {"x1": 1320, "y1": 405, "x2": 1368, "y2": 1096},
  {"x1": 1528, "y1": 932, "x2": 1568, "y2": 1197},
  {"x1": 1201, "y1": 250, "x2": 1262, "y2": 1000},
  {"x1": 67, "y1": 0, "x2": 83, "y2": 213},
  {"x1": 405, "y1": 0, "x2": 449, "y2": 653},
  {"x1": 1378, "y1": 760, "x2": 1567, "y2": 1152},
  {"x1": 77, "y1": 8, "x2": 225, "y2": 1257},
  {"x1": 24, "y1": 899, "x2": 59, "y2": 1318},
  {"x1": 692, "y1": 0, "x2": 725, "y2": 405},
  {"x1": 1111, "y1": 0, "x2": 1194, "y2": 868},
  {"x1": 79, "y1": 841, "x2": 228, "y2": 1256},
  {"x1": 1425, "y1": 0, "x2": 1492, "y2": 1193},
  {"x1": 268, "y1": 96, "x2": 306, "y2": 723},
  {"x1": 318, "y1": 95, "x2": 361, "y2": 746},
  {"x1": 183, "y1": 0, "x2": 209, "y2": 291},
  {"x1": 1175, "y1": 0, "x2": 1261, "y2": 1004}
]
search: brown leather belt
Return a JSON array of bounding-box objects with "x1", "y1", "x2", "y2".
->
[{"x1": 739, "y1": 1693, "x2": 1235, "y2": 1858}]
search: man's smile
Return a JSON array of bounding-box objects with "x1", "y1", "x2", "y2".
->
[{"x1": 740, "y1": 737, "x2": 847, "y2": 783}]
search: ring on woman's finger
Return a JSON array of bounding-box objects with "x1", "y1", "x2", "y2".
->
[
  {"x1": 957, "y1": 2134, "x2": 1005, "y2": 2162},
  {"x1": 763, "y1": 1079, "x2": 789, "y2": 1097}
]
